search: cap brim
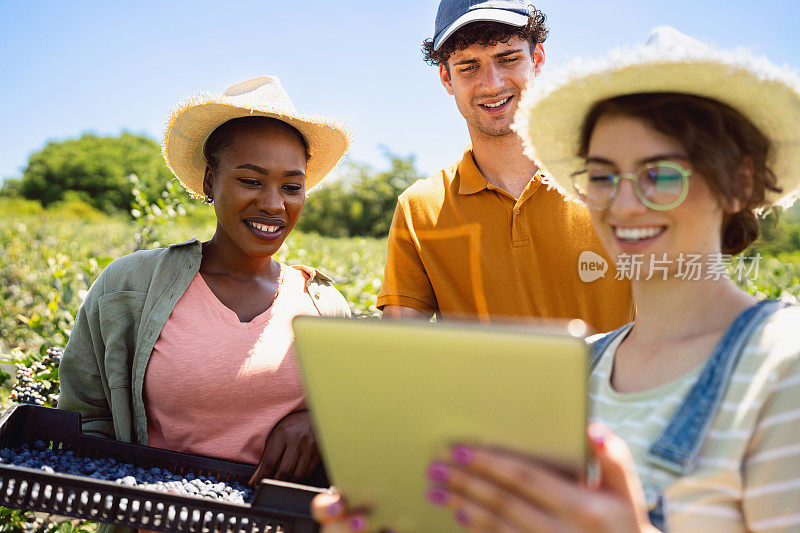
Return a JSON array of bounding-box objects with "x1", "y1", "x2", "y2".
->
[{"x1": 434, "y1": 9, "x2": 528, "y2": 50}]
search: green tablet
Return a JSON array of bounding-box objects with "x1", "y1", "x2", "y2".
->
[{"x1": 293, "y1": 317, "x2": 589, "y2": 532}]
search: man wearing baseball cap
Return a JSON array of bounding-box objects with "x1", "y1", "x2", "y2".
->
[{"x1": 377, "y1": 0, "x2": 632, "y2": 331}]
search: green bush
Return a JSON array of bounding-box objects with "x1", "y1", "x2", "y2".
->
[
  {"x1": 18, "y1": 132, "x2": 181, "y2": 214},
  {"x1": 48, "y1": 192, "x2": 108, "y2": 221},
  {"x1": 0, "y1": 197, "x2": 44, "y2": 215},
  {"x1": 297, "y1": 152, "x2": 425, "y2": 237},
  {"x1": 750, "y1": 204, "x2": 800, "y2": 256},
  {"x1": 0, "y1": 178, "x2": 23, "y2": 197}
]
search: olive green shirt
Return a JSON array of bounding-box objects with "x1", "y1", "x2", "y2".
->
[{"x1": 58, "y1": 238, "x2": 350, "y2": 533}]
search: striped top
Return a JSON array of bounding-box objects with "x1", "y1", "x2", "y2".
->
[{"x1": 589, "y1": 306, "x2": 800, "y2": 532}]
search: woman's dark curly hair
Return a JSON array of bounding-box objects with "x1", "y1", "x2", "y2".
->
[
  {"x1": 422, "y1": 7, "x2": 548, "y2": 71},
  {"x1": 578, "y1": 93, "x2": 782, "y2": 255}
]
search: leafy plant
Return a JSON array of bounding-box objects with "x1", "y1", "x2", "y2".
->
[
  {"x1": 0, "y1": 508, "x2": 97, "y2": 532},
  {"x1": 129, "y1": 174, "x2": 186, "y2": 250},
  {"x1": 297, "y1": 151, "x2": 425, "y2": 237},
  {"x1": 17, "y1": 132, "x2": 177, "y2": 214}
]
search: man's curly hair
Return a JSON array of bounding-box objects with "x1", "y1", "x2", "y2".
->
[{"x1": 422, "y1": 8, "x2": 548, "y2": 70}]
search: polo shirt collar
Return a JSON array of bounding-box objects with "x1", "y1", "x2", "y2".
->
[
  {"x1": 457, "y1": 147, "x2": 489, "y2": 195},
  {"x1": 456, "y1": 147, "x2": 546, "y2": 197}
]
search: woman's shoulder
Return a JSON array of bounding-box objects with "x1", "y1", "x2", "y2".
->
[
  {"x1": 106, "y1": 246, "x2": 169, "y2": 272},
  {"x1": 745, "y1": 302, "x2": 800, "y2": 362},
  {"x1": 289, "y1": 264, "x2": 336, "y2": 286},
  {"x1": 725, "y1": 302, "x2": 800, "y2": 396},
  {"x1": 761, "y1": 300, "x2": 800, "y2": 326},
  {"x1": 289, "y1": 264, "x2": 351, "y2": 318},
  {"x1": 104, "y1": 240, "x2": 189, "y2": 274},
  {"x1": 91, "y1": 239, "x2": 201, "y2": 296}
]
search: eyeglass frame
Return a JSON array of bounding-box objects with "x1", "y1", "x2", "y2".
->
[{"x1": 571, "y1": 160, "x2": 692, "y2": 211}]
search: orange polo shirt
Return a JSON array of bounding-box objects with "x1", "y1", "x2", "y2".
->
[{"x1": 377, "y1": 148, "x2": 633, "y2": 333}]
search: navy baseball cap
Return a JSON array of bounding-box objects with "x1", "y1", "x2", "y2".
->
[{"x1": 433, "y1": 0, "x2": 532, "y2": 51}]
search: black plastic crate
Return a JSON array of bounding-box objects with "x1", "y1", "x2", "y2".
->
[{"x1": 0, "y1": 405, "x2": 325, "y2": 532}]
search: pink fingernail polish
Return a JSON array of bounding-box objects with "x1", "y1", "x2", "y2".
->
[
  {"x1": 455, "y1": 508, "x2": 470, "y2": 526},
  {"x1": 451, "y1": 445, "x2": 474, "y2": 465},
  {"x1": 326, "y1": 500, "x2": 343, "y2": 516},
  {"x1": 350, "y1": 515, "x2": 366, "y2": 531},
  {"x1": 426, "y1": 488, "x2": 450, "y2": 506},
  {"x1": 427, "y1": 462, "x2": 448, "y2": 483},
  {"x1": 588, "y1": 426, "x2": 607, "y2": 450}
]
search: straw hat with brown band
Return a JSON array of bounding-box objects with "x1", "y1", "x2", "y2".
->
[
  {"x1": 513, "y1": 26, "x2": 800, "y2": 211},
  {"x1": 163, "y1": 76, "x2": 352, "y2": 197}
]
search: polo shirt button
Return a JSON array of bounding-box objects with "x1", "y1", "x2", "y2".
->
[
  {"x1": 314, "y1": 293, "x2": 321, "y2": 300},
  {"x1": 516, "y1": 210, "x2": 520, "y2": 215}
]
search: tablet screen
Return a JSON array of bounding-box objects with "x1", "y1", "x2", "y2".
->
[{"x1": 293, "y1": 317, "x2": 588, "y2": 532}]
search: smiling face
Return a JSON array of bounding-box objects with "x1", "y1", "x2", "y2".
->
[
  {"x1": 203, "y1": 119, "x2": 307, "y2": 260},
  {"x1": 440, "y1": 36, "x2": 543, "y2": 138},
  {"x1": 585, "y1": 114, "x2": 727, "y2": 276}
]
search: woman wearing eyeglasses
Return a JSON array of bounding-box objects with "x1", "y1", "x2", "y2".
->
[{"x1": 313, "y1": 27, "x2": 800, "y2": 532}]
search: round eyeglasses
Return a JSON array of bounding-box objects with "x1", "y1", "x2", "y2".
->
[{"x1": 571, "y1": 160, "x2": 691, "y2": 211}]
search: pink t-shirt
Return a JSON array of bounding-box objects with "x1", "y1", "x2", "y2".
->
[{"x1": 143, "y1": 265, "x2": 319, "y2": 465}]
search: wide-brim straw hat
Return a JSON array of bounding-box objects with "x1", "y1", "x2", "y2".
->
[
  {"x1": 513, "y1": 26, "x2": 800, "y2": 210},
  {"x1": 163, "y1": 76, "x2": 351, "y2": 197}
]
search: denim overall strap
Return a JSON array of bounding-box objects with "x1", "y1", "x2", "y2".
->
[
  {"x1": 646, "y1": 299, "x2": 789, "y2": 476},
  {"x1": 647, "y1": 495, "x2": 668, "y2": 531},
  {"x1": 589, "y1": 323, "x2": 634, "y2": 372}
]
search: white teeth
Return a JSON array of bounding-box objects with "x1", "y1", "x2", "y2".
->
[
  {"x1": 249, "y1": 222, "x2": 280, "y2": 233},
  {"x1": 614, "y1": 226, "x2": 664, "y2": 241},
  {"x1": 483, "y1": 97, "x2": 510, "y2": 108}
]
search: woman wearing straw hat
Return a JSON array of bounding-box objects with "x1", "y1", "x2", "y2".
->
[
  {"x1": 58, "y1": 76, "x2": 352, "y2": 500},
  {"x1": 313, "y1": 27, "x2": 800, "y2": 532}
]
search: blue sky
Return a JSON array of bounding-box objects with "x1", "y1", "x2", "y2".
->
[{"x1": 1, "y1": 0, "x2": 799, "y2": 182}]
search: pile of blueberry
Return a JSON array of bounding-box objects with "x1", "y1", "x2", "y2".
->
[
  {"x1": 0, "y1": 441, "x2": 256, "y2": 505},
  {"x1": 9, "y1": 347, "x2": 64, "y2": 406},
  {"x1": 43, "y1": 346, "x2": 64, "y2": 367},
  {"x1": 9, "y1": 362, "x2": 51, "y2": 406}
]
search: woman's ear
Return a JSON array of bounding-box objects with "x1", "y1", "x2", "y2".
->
[
  {"x1": 727, "y1": 198, "x2": 743, "y2": 214},
  {"x1": 727, "y1": 156, "x2": 755, "y2": 214},
  {"x1": 202, "y1": 166, "x2": 214, "y2": 198}
]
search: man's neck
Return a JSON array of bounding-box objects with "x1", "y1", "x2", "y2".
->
[{"x1": 470, "y1": 129, "x2": 538, "y2": 199}]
